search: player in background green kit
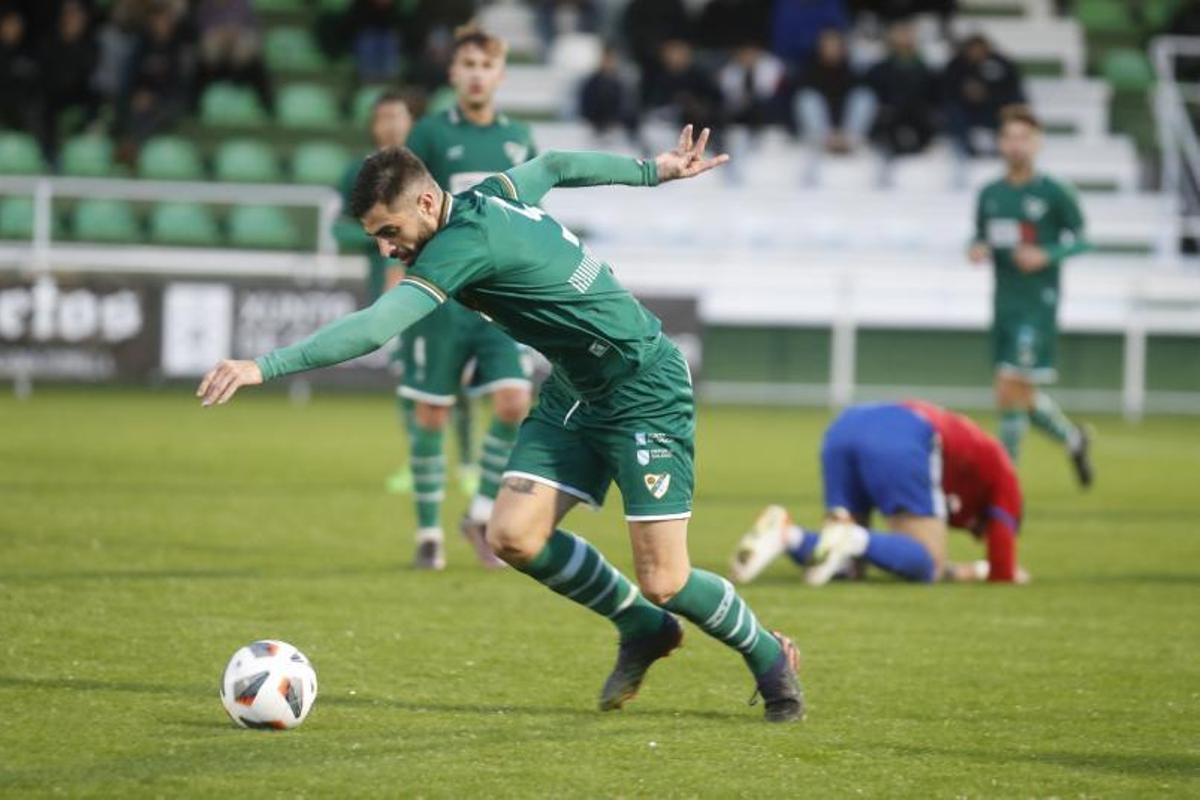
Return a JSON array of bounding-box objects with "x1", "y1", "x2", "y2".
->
[
  {"x1": 968, "y1": 105, "x2": 1094, "y2": 486},
  {"x1": 196, "y1": 126, "x2": 806, "y2": 723},
  {"x1": 401, "y1": 28, "x2": 537, "y2": 571}
]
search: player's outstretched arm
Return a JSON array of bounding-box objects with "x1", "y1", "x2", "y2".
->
[
  {"x1": 504, "y1": 125, "x2": 728, "y2": 205},
  {"x1": 196, "y1": 282, "x2": 438, "y2": 406}
]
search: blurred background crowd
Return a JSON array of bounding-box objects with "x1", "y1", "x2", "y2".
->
[{"x1": 2, "y1": 0, "x2": 1197, "y2": 173}]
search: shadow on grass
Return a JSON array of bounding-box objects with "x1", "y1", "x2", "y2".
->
[
  {"x1": 887, "y1": 742, "x2": 1200, "y2": 779},
  {"x1": 0, "y1": 675, "x2": 752, "y2": 724}
]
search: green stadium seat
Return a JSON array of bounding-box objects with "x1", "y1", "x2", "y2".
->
[
  {"x1": 254, "y1": 0, "x2": 308, "y2": 11},
  {"x1": 351, "y1": 85, "x2": 389, "y2": 126},
  {"x1": 138, "y1": 136, "x2": 205, "y2": 181},
  {"x1": 264, "y1": 26, "x2": 328, "y2": 73},
  {"x1": 228, "y1": 204, "x2": 302, "y2": 249},
  {"x1": 277, "y1": 83, "x2": 341, "y2": 130},
  {"x1": 0, "y1": 196, "x2": 35, "y2": 239},
  {"x1": 1077, "y1": 0, "x2": 1132, "y2": 34},
  {"x1": 71, "y1": 199, "x2": 140, "y2": 243},
  {"x1": 60, "y1": 134, "x2": 115, "y2": 177},
  {"x1": 292, "y1": 141, "x2": 350, "y2": 185},
  {"x1": 200, "y1": 82, "x2": 269, "y2": 127},
  {"x1": 214, "y1": 138, "x2": 282, "y2": 183},
  {"x1": 0, "y1": 132, "x2": 45, "y2": 175},
  {"x1": 149, "y1": 202, "x2": 221, "y2": 246},
  {"x1": 1103, "y1": 49, "x2": 1155, "y2": 92}
]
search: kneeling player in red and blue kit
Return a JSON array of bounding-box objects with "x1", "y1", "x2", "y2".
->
[{"x1": 731, "y1": 400, "x2": 1028, "y2": 585}]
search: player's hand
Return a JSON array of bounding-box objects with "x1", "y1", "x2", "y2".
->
[
  {"x1": 1014, "y1": 244, "x2": 1049, "y2": 273},
  {"x1": 655, "y1": 124, "x2": 730, "y2": 183},
  {"x1": 197, "y1": 359, "x2": 263, "y2": 407},
  {"x1": 967, "y1": 242, "x2": 990, "y2": 264}
]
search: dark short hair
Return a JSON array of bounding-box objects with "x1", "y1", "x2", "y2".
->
[
  {"x1": 349, "y1": 147, "x2": 433, "y2": 219},
  {"x1": 372, "y1": 89, "x2": 409, "y2": 114},
  {"x1": 999, "y1": 104, "x2": 1041, "y2": 131}
]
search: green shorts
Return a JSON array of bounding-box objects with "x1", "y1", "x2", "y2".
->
[
  {"x1": 992, "y1": 307, "x2": 1059, "y2": 384},
  {"x1": 504, "y1": 339, "x2": 695, "y2": 521},
  {"x1": 400, "y1": 300, "x2": 531, "y2": 405}
]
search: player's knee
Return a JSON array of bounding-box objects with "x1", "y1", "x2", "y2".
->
[
  {"x1": 485, "y1": 516, "x2": 544, "y2": 566},
  {"x1": 637, "y1": 571, "x2": 688, "y2": 606},
  {"x1": 491, "y1": 389, "x2": 530, "y2": 425},
  {"x1": 413, "y1": 402, "x2": 451, "y2": 430}
]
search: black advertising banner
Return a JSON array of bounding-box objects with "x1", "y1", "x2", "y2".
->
[
  {"x1": 1, "y1": 271, "x2": 700, "y2": 386},
  {"x1": 0, "y1": 275, "x2": 160, "y2": 381}
]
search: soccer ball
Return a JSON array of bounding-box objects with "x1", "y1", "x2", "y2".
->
[{"x1": 220, "y1": 640, "x2": 318, "y2": 730}]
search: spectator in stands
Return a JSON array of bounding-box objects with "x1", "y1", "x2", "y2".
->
[
  {"x1": 718, "y1": 40, "x2": 790, "y2": 131},
  {"x1": 643, "y1": 39, "x2": 725, "y2": 141},
  {"x1": 94, "y1": 0, "x2": 156, "y2": 108},
  {"x1": 848, "y1": 0, "x2": 956, "y2": 26},
  {"x1": 0, "y1": 6, "x2": 42, "y2": 136},
  {"x1": 864, "y1": 19, "x2": 939, "y2": 163},
  {"x1": 38, "y1": 0, "x2": 100, "y2": 163},
  {"x1": 941, "y1": 34, "x2": 1025, "y2": 158},
  {"x1": 347, "y1": 0, "x2": 404, "y2": 82},
  {"x1": 118, "y1": 2, "x2": 195, "y2": 154},
  {"x1": 696, "y1": 0, "x2": 772, "y2": 51},
  {"x1": 621, "y1": 0, "x2": 691, "y2": 106},
  {"x1": 771, "y1": 0, "x2": 850, "y2": 67},
  {"x1": 578, "y1": 44, "x2": 640, "y2": 143},
  {"x1": 796, "y1": 28, "x2": 875, "y2": 156},
  {"x1": 536, "y1": 0, "x2": 601, "y2": 53},
  {"x1": 195, "y1": 0, "x2": 273, "y2": 112}
]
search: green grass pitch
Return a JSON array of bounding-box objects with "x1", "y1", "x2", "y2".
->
[{"x1": 1, "y1": 389, "x2": 1197, "y2": 797}]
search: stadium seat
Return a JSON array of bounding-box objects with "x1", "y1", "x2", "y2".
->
[
  {"x1": 292, "y1": 141, "x2": 351, "y2": 185},
  {"x1": 277, "y1": 83, "x2": 341, "y2": 130},
  {"x1": 253, "y1": 0, "x2": 308, "y2": 10},
  {"x1": 264, "y1": 26, "x2": 328, "y2": 74},
  {"x1": 1102, "y1": 49, "x2": 1155, "y2": 92},
  {"x1": 0, "y1": 132, "x2": 45, "y2": 175},
  {"x1": 200, "y1": 82, "x2": 269, "y2": 127},
  {"x1": 60, "y1": 134, "x2": 115, "y2": 177},
  {"x1": 0, "y1": 196, "x2": 34, "y2": 239},
  {"x1": 351, "y1": 85, "x2": 389, "y2": 126},
  {"x1": 1077, "y1": 0, "x2": 1132, "y2": 34},
  {"x1": 149, "y1": 202, "x2": 221, "y2": 246},
  {"x1": 138, "y1": 136, "x2": 205, "y2": 181},
  {"x1": 227, "y1": 204, "x2": 302, "y2": 249},
  {"x1": 71, "y1": 199, "x2": 140, "y2": 243},
  {"x1": 214, "y1": 139, "x2": 283, "y2": 183}
]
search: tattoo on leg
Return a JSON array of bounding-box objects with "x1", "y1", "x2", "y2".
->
[{"x1": 503, "y1": 477, "x2": 537, "y2": 495}]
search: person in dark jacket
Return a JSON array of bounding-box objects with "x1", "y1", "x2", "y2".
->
[
  {"x1": 941, "y1": 33, "x2": 1025, "y2": 157},
  {"x1": 796, "y1": 27, "x2": 875, "y2": 154},
  {"x1": 39, "y1": 0, "x2": 100, "y2": 161},
  {"x1": 0, "y1": 7, "x2": 43, "y2": 137},
  {"x1": 864, "y1": 19, "x2": 939, "y2": 158},
  {"x1": 119, "y1": 2, "x2": 195, "y2": 150},
  {"x1": 579, "y1": 45, "x2": 639, "y2": 141}
]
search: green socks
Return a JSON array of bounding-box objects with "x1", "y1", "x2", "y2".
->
[
  {"x1": 1030, "y1": 391, "x2": 1081, "y2": 450},
  {"x1": 519, "y1": 530, "x2": 667, "y2": 641},
  {"x1": 663, "y1": 569, "x2": 783, "y2": 676},
  {"x1": 999, "y1": 409, "x2": 1028, "y2": 463},
  {"x1": 410, "y1": 425, "x2": 446, "y2": 534},
  {"x1": 479, "y1": 419, "x2": 519, "y2": 496}
]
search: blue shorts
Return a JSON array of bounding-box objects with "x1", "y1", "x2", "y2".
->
[{"x1": 820, "y1": 404, "x2": 947, "y2": 520}]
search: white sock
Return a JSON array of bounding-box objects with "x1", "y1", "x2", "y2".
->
[
  {"x1": 416, "y1": 526, "x2": 443, "y2": 544},
  {"x1": 468, "y1": 495, "x2": 494, "y2": 525}
]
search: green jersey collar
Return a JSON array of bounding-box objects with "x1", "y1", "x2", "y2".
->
[{"x1": 448, "y1": 105, "x2": 508, "y2": 128}]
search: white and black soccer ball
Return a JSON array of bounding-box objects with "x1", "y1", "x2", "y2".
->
[{"x1": 220, "y1": 640, "x2": 317, "y2": 730}]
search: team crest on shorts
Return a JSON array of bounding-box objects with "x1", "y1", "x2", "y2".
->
[{"x1": 643, "y1": 473, "x2": 671, "y2": 499}]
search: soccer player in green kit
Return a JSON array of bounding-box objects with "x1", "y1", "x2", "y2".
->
[
  {"x1": 401, "y1": 28, "x2": 538, "y2": 571},
  {"x1": 196, "y1": 125, "x2": 806, "y2": 722},
  {"x1": 969, "y1": 105, "x2": 1094, "y2": 486}
]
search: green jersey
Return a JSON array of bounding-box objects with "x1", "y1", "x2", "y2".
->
[
  {"x1": 406, "y1": 106, "x2": 538, "y2": 195},
  {"x1": 401, "y1": 165, "x2": 662, "y2": 400},
  {"x1": 974, "y1": 174, "x2": 1087, "y2": 313},
  {"x1": 256, "y1": 151, "x2": 664, "y2": 401}
]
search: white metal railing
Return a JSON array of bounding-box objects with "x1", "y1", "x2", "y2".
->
[
  {"x1": 0, "y1": 176, "x2": 343, "y2": 271},
  {"x1": 1153, "y1": 36, "x2": 1200, "y2": 242}
]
